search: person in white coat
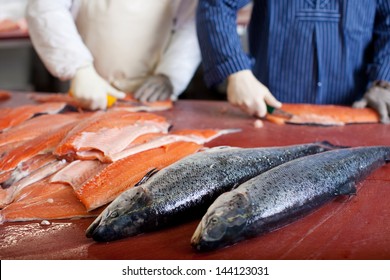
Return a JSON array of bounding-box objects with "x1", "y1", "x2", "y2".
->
[{"x1": 26, "y1": 0, "x2": 201, "y2": 110}]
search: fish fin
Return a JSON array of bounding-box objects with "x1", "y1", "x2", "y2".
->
[
  {"x1": 231, "y1": 182, "x2": 241, "y2": 190},
  {"x1": 334, "y1": 182, "x2": 357, "y2": 196},
  {"x1": 134, "y1": 168, "x2": 159, "y2": 186},
  {"x1": 318, "y1": 141, "x2": 350, "y2": 150}
]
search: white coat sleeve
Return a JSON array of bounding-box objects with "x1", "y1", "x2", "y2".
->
[
  {"x1": 26, "y1": 0, "x2": 93, "y2": 80},
  {"x1": 154, "y1": 0, "x2": 201, "y2": 100}
]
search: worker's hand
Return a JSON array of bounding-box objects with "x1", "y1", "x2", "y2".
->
[
  {"x1": 70, "y1": 64, "x2": 126, "y2": 110},
  {"x1": 352, "y1": 81, "x2": 390, "y2": 124},
  {"x1": 134, "y1": 74, "x2": 173, "y2": 102},
  {"x1": 227, "y1": 70, "x2": 281, "y2": 117}
]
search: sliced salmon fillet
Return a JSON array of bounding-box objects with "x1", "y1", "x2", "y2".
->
[
  {"x1": 54, "y1": 111, "x2": 170, "y2": 161},
  {"x1": 51, "y1": 129, "x2": 237, "y2": 190},
  {"x1": 29, "y1": 92, "x2": 173, "y2": 112},
  {"x1": 0, "y1": 113, "x2": 83, "y2": 148},
  {"x1": 0, "y1": 121, "x2": 76, "y2": 174},
  {"x1": 50, "y1": 160, "x2": 109, "y2": 190},
  {"x1": 0, "y1": 179, "x2": 102, "y2": 224},
  {"x1": 0, "y1": 102, "x2": 67, "y2": 132},
  {"x1": 72, "y1": 122, "x2": 170, "y2": 162},
  {"x1": 108, "y1": 128, "x2": 239, "y2": 162},
  {"x1": 0, "y1": 159, "x2": 68, "y2": 207},
  {"x1": 28, "y1": 93, "x2": 84, "y2": 108},
  {"x1": 266, "y1": 103, "x2": 380, "y2": 126},
  {"x1": 77, "y1": 141, "x2": 203, "y2": 211},
  {"x1": 1, "y1": 154, "x2": 57, "y2": 188}
]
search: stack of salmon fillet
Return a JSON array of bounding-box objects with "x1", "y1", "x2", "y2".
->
[{"x1": 0, "y1": 101, "x2": 230, "y2": 224}]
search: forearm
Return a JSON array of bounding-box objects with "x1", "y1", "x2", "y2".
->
[
  {"x1": 196, "y1": 0, "x2": 252, "y2": 87},
  {"x1": 26, "y1": 0, "x2": 93, "y2": 80}
]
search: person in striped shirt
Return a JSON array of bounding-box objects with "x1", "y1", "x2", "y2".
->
[{"x1": 196, "y1": 0, "x2": 390, "y2": 123}]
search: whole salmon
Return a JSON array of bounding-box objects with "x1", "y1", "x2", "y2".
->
[
  {"x1": 191, "y1": 146, "x2": 390, "y2": 251},
  {"x1": 86, "y1": 141, "x2": 341, "y2": 242}
]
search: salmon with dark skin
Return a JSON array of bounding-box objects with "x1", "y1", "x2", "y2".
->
[
  {"x1": 191, "y1": 146, "x2": 390, "y2": 251},
  {"x1": 86, "y1": 141, "x2": 341, "y2": 242}
]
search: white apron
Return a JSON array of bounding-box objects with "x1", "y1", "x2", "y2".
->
[{"x1": 75, "y1": 0, "x2": 176, "y2": 92}]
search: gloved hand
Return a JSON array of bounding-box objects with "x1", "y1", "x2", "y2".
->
[
  {"x1": 70, "y1": 64, "x2": 126, "y2": 110},
  {"x1": 227, "y1": 70, "x2": 282, "y2": 117},
  {"x1": 352, "y1": 81, "x2": 390, "y2": 124},
  {"x1": 134, "y1": 74, "x2": 173, "y2": 102}
]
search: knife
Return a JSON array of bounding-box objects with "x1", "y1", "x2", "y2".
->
[{"x1": 266, "y1": 104, "x2": 294, "y2": 119}]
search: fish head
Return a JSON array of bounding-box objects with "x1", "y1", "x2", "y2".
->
[
  {"x1": 86, "y1": 187, "x2": 152, "y2": 242},
  {"x1": 191, "y1": 191, "x2": 250, "y2": 251}
]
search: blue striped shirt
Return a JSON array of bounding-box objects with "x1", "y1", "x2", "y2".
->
[{"x1": 197, "y1": 0, "x2": 390, "y2": 104}]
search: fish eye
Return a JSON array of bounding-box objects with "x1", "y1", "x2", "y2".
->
[
  {"x1": 210, "y1": 217, "x2": 218, "y2": 224},
  {"x1": 110, "y1": 211, "x2": 118, "y2": 218}
]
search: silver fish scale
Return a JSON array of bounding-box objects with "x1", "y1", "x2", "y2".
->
[
  {"x1": 88, "y1": 142, "x2": 341, "y2": 241},
  {"x1": 141, "y1": 143, "x2": 335, "y2": 216},
  {"x1": 235, "y1": 147, "x2": 390, "y2": 235}
]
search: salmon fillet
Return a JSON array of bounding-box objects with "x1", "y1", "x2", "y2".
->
[
  {"x1": 0, "y1": 159, "x2": 68, "y2": 207},
  {"x1": 0, "y1": 121, "x2": 76, "y2": 173},
  {"x1": 266, "y1": 103, "x2": 380, "y2": 126},
  {"x1": 0, "y1": 102, "x2": 67, "y2": 132},
  {"x1": 0, "y1": 113, "x2": 83, "y2": 148},
  {"x1": 0, "y1": 179, "x2": 102, "y2": 224},
  {"x1": 1, "y1": 154, "x2": 57, "y2": 188},
  {"x1": 54, "y1": 111, "x2": 170, "y2": 161},
  {"x1": 77, "y1": 141, "x2": 203, "y2": 211},
  {"x1": 28, "y1": 92, "x2": 173, "y2": 112}
]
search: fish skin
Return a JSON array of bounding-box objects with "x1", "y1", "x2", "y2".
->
[
  {"x1": 191, "y1": 146, "x2": 390, "y2": 251},
  {"x1": 86, "y1": 141, "x2": 342, "y2": 242}
]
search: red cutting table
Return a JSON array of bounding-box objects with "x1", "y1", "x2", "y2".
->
[{"x1": 0, "y1": 92, "x2": 389, "y2": 260}]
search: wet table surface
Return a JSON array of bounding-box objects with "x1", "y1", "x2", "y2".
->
[{"x1": 0, "y1": 92, "x2": 389, "y2": 260}]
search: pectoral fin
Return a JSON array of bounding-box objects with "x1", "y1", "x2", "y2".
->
[{"x1": 334, "y1": 182, "x2": 357, "y2": 196}]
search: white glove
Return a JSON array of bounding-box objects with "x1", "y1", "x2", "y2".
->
[
  {"x1": 352, "y1": 81, "x2": 390, "y2": 124},
  {"x1": 70, "y1": 64, "x2": 126, "y2": 110},
  {"x1": 227, "y1": 70, "x2": 282, "y2": 117},
  {"x1": 134, "y1": 74, "x2": 173, "y2": 102}
]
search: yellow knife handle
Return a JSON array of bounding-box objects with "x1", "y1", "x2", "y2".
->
[
  {"x1": 68, "y1": 91, "x2": 117, "y2": 108},
  {"x1": 106, "y1": 95, "x2": 117, "y2": 108}
]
